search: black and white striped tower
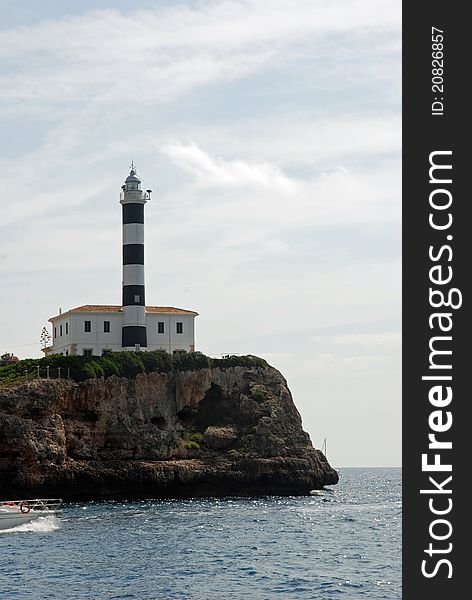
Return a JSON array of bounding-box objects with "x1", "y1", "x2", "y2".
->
[{"x1": 120, "y1": 163, "x2": 151, "y2": 350}]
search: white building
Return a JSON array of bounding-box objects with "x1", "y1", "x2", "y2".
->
[
  {"x1": 44, "y1": 166, "x2": 198, "y2": 357},
  {"x1": 48, "y1": 305, "x2": 197, "y2": 357}
]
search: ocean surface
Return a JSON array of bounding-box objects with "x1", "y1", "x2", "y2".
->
[{"x1": 0, "y1": 468, "x2": 401, "y2": 599}]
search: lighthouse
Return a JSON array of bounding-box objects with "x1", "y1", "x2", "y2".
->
[
  {"x1": 45, "y1": 163, "x2": 198, "y2": 357},
  {"x1": 120, "y1": 164, "x2": 150, "y2": 350}
]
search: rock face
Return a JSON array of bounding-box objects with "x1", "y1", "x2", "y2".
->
[{"x1": 0, "y1": 365, "x2": 338, "y2": 499}]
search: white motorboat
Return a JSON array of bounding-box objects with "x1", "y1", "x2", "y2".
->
[{"x1": 0, "y1": 499, "x2": 63, "y2": 531}]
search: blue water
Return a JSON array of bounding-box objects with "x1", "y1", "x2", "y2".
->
[{"x1": 0, "y1": 468, "x2": 401, "y2": 599}]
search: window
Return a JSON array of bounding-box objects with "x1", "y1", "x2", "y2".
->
[
  {"x1": 104, "y1": 321, "x2": 110, "y2": 333},
  {"x1": 65, "y1": 350, "x2": 69, "y2": 356},
  {"x1": 84, "y1": 321, "x2": 91, "y2": 332},
  {"x1": 60, "y1": 325, "x2": 63, "y2": 336},
  {"x1": 65, "y1": 322, "x2": 69, "y2": 335},
  {"x1": 134, "y1": 294, "x2": 140, "y2": 303},
  {"x1": 176, "y1": 322, "x2": 183, "y2": 334},
  {"x1": 158, "y1": 322, "x2": 165, "y2": 334},
  {"x1": 83, "y1": 349, "x2": 93, "y2": 357},
  {"x1": 54, "y1": 327, "x2": 57, "y2": 338}
]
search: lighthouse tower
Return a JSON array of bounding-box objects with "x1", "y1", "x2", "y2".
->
[
  {"x1": 120, "y1": 164, "x2": 150, "y2": 350},
  {"x1": 45, "y1": 164, "x2": 198, "y2": 358}
]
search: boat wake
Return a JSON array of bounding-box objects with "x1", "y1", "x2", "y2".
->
[
  {"x1": 0, "y1": 514, "x2": 61, "y2": 534},
  {"x1": 310, "y1": 488, "x2": 335, "y2": 496}
]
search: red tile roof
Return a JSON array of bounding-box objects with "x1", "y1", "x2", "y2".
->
[{"x1": 49, "y1": 305, "x2": 198, "y2": 320}]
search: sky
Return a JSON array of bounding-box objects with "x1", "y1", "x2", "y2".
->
[{"x1": 0, "y1": 0, "x2": 401, "y2": 467}]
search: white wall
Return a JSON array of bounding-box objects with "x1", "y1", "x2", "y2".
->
[
  {"x1": 51, "y1": 312, "x2": 123, "y2": 356},
  {"x1": 147, "y1": 313, "x2": 195, "y2": 353},
  {"x1": 50, "y1": 311, "x2": 196, "y2": 356}
]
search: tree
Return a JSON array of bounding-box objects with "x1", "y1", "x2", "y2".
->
[
  {"x1": 0, "y1": 353, "x2": 19, "y2": 367},
  {"x1": 40, "y1": 327, "x2": 51, "y2": 350}
]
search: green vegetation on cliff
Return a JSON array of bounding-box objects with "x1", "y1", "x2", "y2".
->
[{"x1": 0, "y1": 351, "x2": 269, "y2": 386}]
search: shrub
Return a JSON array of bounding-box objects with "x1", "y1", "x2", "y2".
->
[
  {"x1": 173, "y1": 351, "x2": 209, "y2": 372},
  {"x1": 39, "y1": 354, "x2": 91, "y2": 381},
  {"x1": 183, "y1": 440, "x2": 200, "y2": 450},
  {"x1": 0, "y1": 364, "x2": 18, "y2": 381},
  {"x1": 0, "y1": 353, "x2": 19, "y2": 367},
  {"x1": 83, "y1": 361, "x2": 104, "y2": 379},
  {"x1": 227, "y1": 448, "x2": 245, "y2": 456},
  {"x1": 1, "y1": 349, "x2": 270, "y2": 387},
  {"x1": 141, "y1": 350, "x2": 172, "y2": 373},
  {"x1": 210, "y1": 355, "x2": 268, "y2": 369},
  {"x1": 111, "y1": 352, "x2": 145, "y2": 378},
  {"x1": 100, "y1": 357, "x2": 121, "y2": 378},
  {"x1": 251, "y1": 389, "x2": 267, "y2": 402}
]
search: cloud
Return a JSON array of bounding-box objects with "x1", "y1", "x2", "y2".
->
[
  {"x1": 0, "y1": 140, "x2": 400, "y2": 276},
  {"x1": 261, "y1": 349, "x2": 400, "y2": 380},
  {"x1": 185, "y1": 115, "x2": 401, "y2": 168},
  {"x1": 158, "y1": 142, "x2": 400, "y2": 232},
  {"x1": 0, "y1": 1, "x2": 400, "y2": 110},
  {"x1": 0, "y1": 0, "x2": 401, "y2": 238},
  {"x1": 162, "y1": 141, "x2": 295, "y2": 191},
  {"x1": 310, "y1": 332, "x2": 401, "y2": 347}
]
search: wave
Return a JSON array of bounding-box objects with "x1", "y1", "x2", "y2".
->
[{"x1": 0, "y1": 514, "x2": 61, "y2": 534}]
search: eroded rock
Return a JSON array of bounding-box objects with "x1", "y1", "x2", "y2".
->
[
  {"x1": 203, "y1": 426, "x2": 238, "y2": 450},
  {"x1": 0, "y1": 365, "x2": 338, "y2": 499}
]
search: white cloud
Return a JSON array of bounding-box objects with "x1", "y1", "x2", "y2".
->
[
  {"x1": 162, "y1": 141, "x2": 296, "y2": 191},
  {"x1": 190, "y1": 115, "x2": 402, "y2": 167},
  {"x1": 0, "y1": 141, "x2": 401, "y2": 276},
  {"x1": 261, "y1": 349, "x2": 400, "y2": 380},
  {"x1": 0, "y1": 1, "x2": 400, "y2": 109},
  {"x1": 310, "y1": 332, "x2": 402, "y2": 347},
  {"x1": 158, "y1": 142, "x2": 400, "y2": 232}
]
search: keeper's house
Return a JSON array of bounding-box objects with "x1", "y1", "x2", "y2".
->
[
  {"x1": 47, "y1": 305, "x2": 197, "y2": 357},
  {"x1": 43, "y1": 165, "x2": 198, "y2": 357}
]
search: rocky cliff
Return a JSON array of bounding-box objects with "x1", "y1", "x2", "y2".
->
[{"x1": 0, "y1": 364, "x2": 338, "y2": 499}]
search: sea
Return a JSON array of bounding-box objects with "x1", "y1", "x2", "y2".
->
[{"x1": 0, "y1": 468, "x2": 401, "y2": 599}]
